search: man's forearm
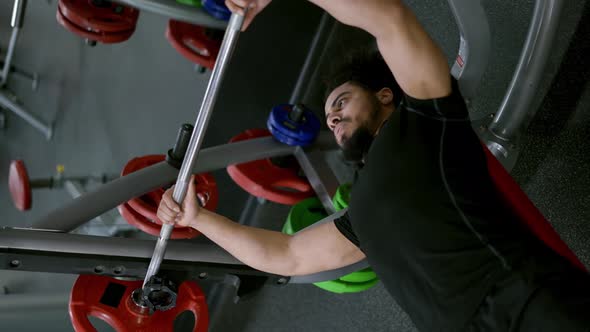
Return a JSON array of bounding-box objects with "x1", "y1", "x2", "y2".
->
[
  {"x1": 308, "y1": 0, "x2": 404, "y2": 38},
  {"x1": 189, "y1": 209, "x2": 296, "y2": 276},
  {"x1": 308, "y1": 0, "x2": 451, "y2": 99}
]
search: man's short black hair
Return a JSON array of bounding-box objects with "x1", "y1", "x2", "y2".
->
[{"x1": 324, "y1": 48, "x2": 403, "y2": 107}]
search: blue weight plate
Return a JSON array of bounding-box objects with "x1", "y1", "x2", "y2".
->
[
  {"x1": 267, "y1": 113, "x2": 317, "y2": 146},
  {"x1": 202, "y1": 5, "x2": 230, "y2": 21},
  {"x1": 267, "y1": 104, "x2": 321, "y2": 143},
  {"x1": 270, "y1": 104, "x2": 321, "y2": 140},
  {"x1": 202, "y1": 0, "x2": 231, "y2": 21},
  {"x1": 267, "y1": 119, "x2": 315, "y2": 147},
  {"x1": 267, "y1": 120, "x2": 317, "y2": 146}
]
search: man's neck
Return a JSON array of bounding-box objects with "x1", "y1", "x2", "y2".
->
[{"x1": 373, "y1": 107, "x2": 395, "y2": 137}]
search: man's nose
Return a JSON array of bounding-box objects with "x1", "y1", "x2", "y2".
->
[{"x1": 327, "y1": 114, "x2": 340, "y2": 130}]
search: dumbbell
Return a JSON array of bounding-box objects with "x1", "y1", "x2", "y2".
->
[{"x1": 8, "y1": 160, "x2": 111, "y2": 211}]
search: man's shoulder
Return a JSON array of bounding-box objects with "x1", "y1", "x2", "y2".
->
[{"x1": 400, "y1": 78, "x2": 470, "y2": 121}]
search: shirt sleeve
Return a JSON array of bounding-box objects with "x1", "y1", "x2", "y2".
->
[
  {"x1": 401, "y1": 78, "x2": 470, "y2": 121},
  {"x1": 334, "y1": 212, "x2": 361, "y2": 248}
]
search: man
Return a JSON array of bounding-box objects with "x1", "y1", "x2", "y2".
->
[{"x1": 158, "y1": 1, "x2": 590, "y2": 331}]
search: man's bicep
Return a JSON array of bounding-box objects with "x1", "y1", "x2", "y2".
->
[
  {"x1": 288, "y1": 221, "x2": 365, "y2": 276},
  {"x1": 376, "y1": 4, "x2": 451, "y2": 100}
]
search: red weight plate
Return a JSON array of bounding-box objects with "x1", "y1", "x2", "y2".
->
[
  {"x1": 166, "y1": 20, "x2": 221, "y2": 69},
  {"x1": 69, "y1": 275, "x2": 209, "y2": 332},
  {"x1": 482, "y1": 143, "x2": 586, "y2": 271},
  {"x1": 123, "y1": 155, "x2": 219, "y2": 213},
  {"x1": 128, "y1": 173, "x2": 218, "y2": 221},
  {"x1": 226, "y1": 129, "x2": 314, "y2": 205},
  {"x1": 193, "y1": 172, "x2": 219, "y2": 211},
  {"x1": 8, "y1": 160, "x2": 32, "y2": 211},
  {"x1": 59, "y1": 0, "x2": 139, "y2": 33},
  {"x1": 121, "y1": 155, "x2": 167, "y2": 229},
  {"x1": 121, "y1": 155, "x2": 166, "y2": 176},
  {"x1": 57, "y1": 7, "x2": 135, "y2": 44},
  {"x1": 118, "y1": 202, "x2": 199, "y2": 239},
  {"x1": 120, "y1": 155, "x2": 218, "y2": 238}
]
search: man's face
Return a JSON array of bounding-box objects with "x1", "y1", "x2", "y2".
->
[{"x1": 324, "y1": 82, "x2": 381, "y2": 147}]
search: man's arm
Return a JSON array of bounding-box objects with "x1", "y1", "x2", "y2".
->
[
  {"x1": 157, "y1": 181, "x2": 365, "y2": 276},
  {"x1": 227, "y1": 0, "x2": 451, "y2": 99},
  {"x1": 310, "y1": 0, "x2": 451, "y2": 100},
  {"x1": 191, "y1": 209, "x2": 365, "y2": 276}
]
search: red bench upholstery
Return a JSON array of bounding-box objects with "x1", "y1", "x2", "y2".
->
[{"x1": 482, "y1": 145, "x2": 587, "y2": 271}]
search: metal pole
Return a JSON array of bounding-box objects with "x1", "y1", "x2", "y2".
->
[
  {"x1": 293, "y1": 148, "x2": 337, "y2": 214},
  {"x1": 488, "y1": 0, "x2": 563, "y2": 141},
  {"x1": 31, "y1": 134, "x2": 336, "y2": 232},
  {"x1": 447, "y1": 0, "x2": 491, "y2": 101},
  {"x1": 142, "y1": 13, "x2": 245, "y2": 288},
  {"x1": 0, "y1": 293, "x2": 68, "y2": 311},
  {"x1": 0, "y1": 227, "x2": 242, "y2": 266},
  {"x1": 0, "y1": 226, "x2": 366, "y2": 283},
  {"x1": 288, "y1": 13, "x2": 335, "y2": 104},
  {"x1": 237, "y1": 195, "x2": 262, "y2": 225},
  {"x1": 483, "y1": 0, "x2": 564, "y2": 170},
  {"x1": 0, "y1": 0, "x2": 52, "y2": 139},
  {"x1": 1, "y1": 0, "x2": 26, "y2": 85},
  {"x1": 0, "y1": 90, "x2": 53, "y2": 139},
  {"x1": 64, "y1": 180, "x2": 122, "y2": 236},
  {"x1": 0, "y1": 30, "x2": 18, "y2": 85},
  {"x1": 10, "y1": 0, "x2": 26, "y2": 28}
]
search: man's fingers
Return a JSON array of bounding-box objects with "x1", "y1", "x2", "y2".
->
[
  {"x1": 157, "y1": 208, "x2": 177, "y2": 224},
  {"x1": 186, "y1": 175, "x2": 198, "y2": 205},
  {"x1": 242, "y1": 14, "x2": 254, "y2": 31},
  {"x1": 231, "y1": 0, "x2": 251, "y2": 7},
  {"x1": 225, "y1": 0, "x2": 245, "y2": 16},
  {"x1": 158, "y1": 202, "x2": 177, "y2": 219},
  {"x1": 225, "y1": 0, "x2": 258, "y2": 29},
  {"x1": 162, "y1": 187, "x2": 181, "y2": 212},
  {"x1": 163, "y1": 197, "x2": 181, "y2": 213},
  {"x1": 229, "y1": 0, "x2": 256, "y2": 9}
]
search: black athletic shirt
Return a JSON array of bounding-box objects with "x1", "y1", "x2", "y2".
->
[{"x1": 334, "y1": 79, "x2": 566, "y2": 331}]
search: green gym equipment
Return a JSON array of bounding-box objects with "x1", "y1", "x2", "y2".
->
[
  {"x1": 282, "y1": 184, "x2": 379, "y2": 294},
  {"x1": 176, "y1": 0, "x2": 202, "y2": 8}
]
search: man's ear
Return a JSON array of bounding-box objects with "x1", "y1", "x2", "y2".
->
[{"x1": 375, "y1": 88, "x2": 394, "y2": 105}]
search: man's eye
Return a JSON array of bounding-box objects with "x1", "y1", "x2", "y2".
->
[{"x1": 338, "y1": 99, "x2": 346, "y2": 108}]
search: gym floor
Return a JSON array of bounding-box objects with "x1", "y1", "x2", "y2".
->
[{"x1": 0, "y1": 0, "x2": 588, "y2": 331}]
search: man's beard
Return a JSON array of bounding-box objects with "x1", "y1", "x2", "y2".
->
[
  {"x1": 340, "y1": 125, "x2": 374, "y2": 168},
  {"x1": 338, "y1": 96, "x2": 381, "y2": 168}
]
